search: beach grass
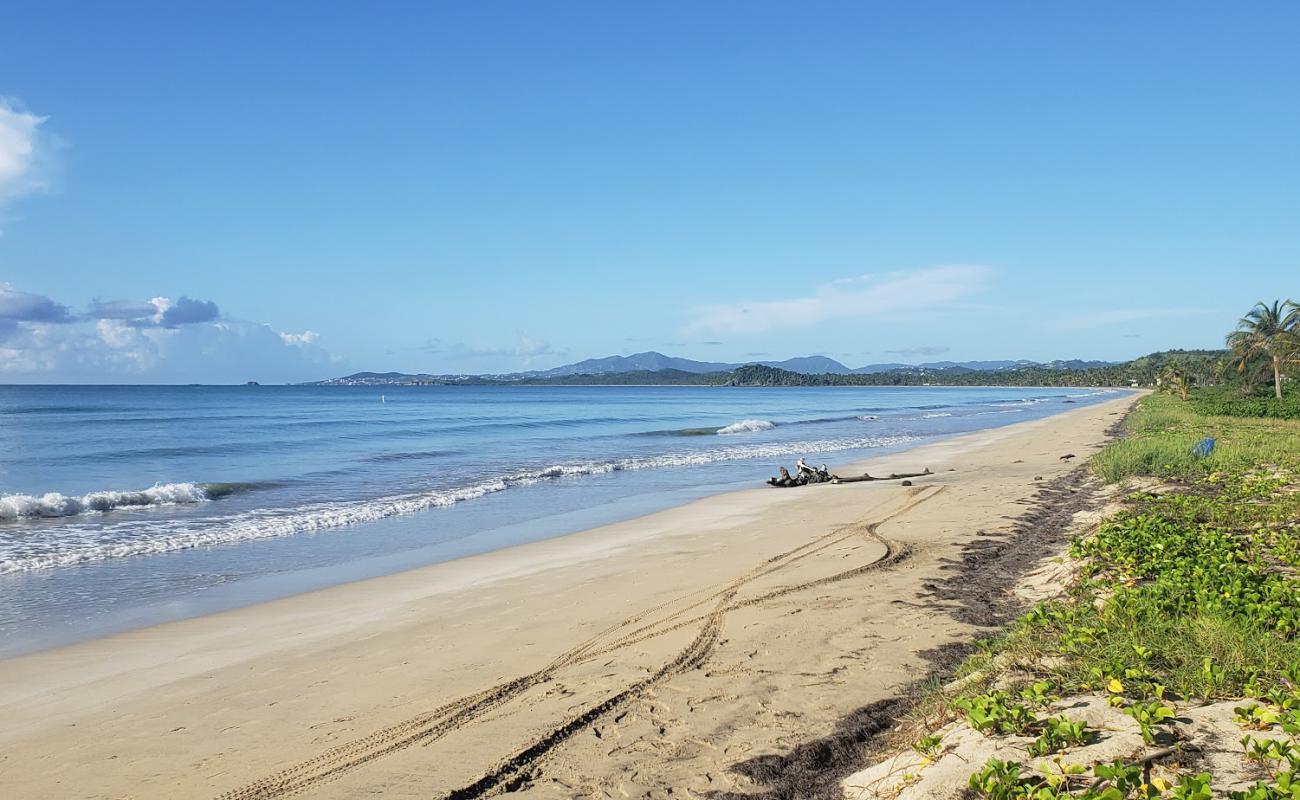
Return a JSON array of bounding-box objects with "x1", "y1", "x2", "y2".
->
[{"x1": 1092, "y1": 392, "x2": 1300, "y2": 483}]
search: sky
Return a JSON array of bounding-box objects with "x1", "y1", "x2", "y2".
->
[{"x1": 1, "y1": 1, "x2": 1298, "y2": 383}]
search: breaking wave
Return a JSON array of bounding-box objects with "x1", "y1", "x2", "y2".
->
[
  {"x1": 657, "y1": 413, "x2": 886, "y2": 436},
  {"x1": 0, "y1": 483, "x2": 211, "y2": 521},
  {"x1": 0, "y1": 481, "x2": 268, "y2": 521},
  {"x1": 716, "y1": 419, "x2": 776, "y2": 435},
  {"x1": 0, "y1": 434, "x2": 918, "y2": 574}
]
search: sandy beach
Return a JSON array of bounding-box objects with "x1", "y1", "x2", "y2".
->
[{"x1": 0, "y1": 394, "x2": 1136, "y2": 799}]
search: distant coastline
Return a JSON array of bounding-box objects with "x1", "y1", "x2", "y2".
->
[{"x1": 305, "y1": 349, "x2": 1226, "y2": 389}]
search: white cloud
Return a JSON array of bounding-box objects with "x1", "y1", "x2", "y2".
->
[
  {"x1": 280, "y1": 330, "x2": 320, "y2": 346},
  {"x1": 0, "y1": 98, "x2": 54, "y2": 230},
  {"x1": 513, "y1": 334, "x2": 568, "y2": 367},
  {"x1": 514, "y1": 335, "x2": 544, "y2": 356},
  {"x1": 685, "y1": 265, "x2": 993, "y2": 334},
  {"x1": 0, "y1": 284, "x2": 339, "y2": 383}
]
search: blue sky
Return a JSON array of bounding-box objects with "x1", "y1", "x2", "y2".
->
[{"x1": 1, "y1": 1, "x2": 1297, "y2": 382}]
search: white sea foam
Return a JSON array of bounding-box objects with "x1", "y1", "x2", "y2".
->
[
  {"x1": 991, "y1": 398, "x2": 1049, "y2": 408},
  {"x1": 0, "y1": 483, "x2": 209, "y2": 521},
  {"x1": 0, "y1": 435, "x2": 918, "y2": 574},
  {"x1": 922, "y1": 412, "x2": 953, "y2": 418},
  {"x1": 716, "y1": 419, "x2": 776, "y2": 435}
]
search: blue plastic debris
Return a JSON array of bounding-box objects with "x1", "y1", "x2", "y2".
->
[{"x1": 1192, "y1": 438, "x2": 1216, "y2": 458}]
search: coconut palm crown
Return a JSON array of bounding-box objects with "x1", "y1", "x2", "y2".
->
[{"x1": 1225, "y1": 299, "x2": 1300, "y2": 399}]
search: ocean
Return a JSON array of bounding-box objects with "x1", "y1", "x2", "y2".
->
[{"x1": 0, "y1": 384, "x2": 1122, "y2": 655}]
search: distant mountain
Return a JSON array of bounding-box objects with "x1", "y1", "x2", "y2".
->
[
  {"x1": 533, "y1": 351, "x2": 1108, "y2": 378},
  {"x1": 307, "y1": 352, "x2": 1123, "y2": 386},
  {"x1": 531, "y1": 352, "x2": 861, "y2": 377},
  {"x1": 761, "y1": 356, "x2": 854, "y2": 374},
  {"x1": 536, "y1": 352, "x2": 735, "y2": 377}
]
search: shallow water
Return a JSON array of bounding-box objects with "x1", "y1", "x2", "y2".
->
[{"x1": 0, "y1": 384, "x2": 1122, "y2": 655}]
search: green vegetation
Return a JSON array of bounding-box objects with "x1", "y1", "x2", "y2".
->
[
  {"x1": 1092, "y1": 393, "x2": 1300, "y2": 482},
  {"x1": 1028, "y1": 716, "x2": 1092, "y2": 757},
  {"x1": 964, "y1": 757, "x2": 1217, "y2": 799},
  {"x1": 929, "y1": 387, "x2": 1300, "y2": 798},
  {"x1": 1191, "y1": 384, "x2": 1300, "y2": 421},
  {"x1": 1226, "y1": 300, "x2": 1300, "y2": 400},
  {"x1": 954, "y1": 692, "x2": 1040, "y2": 735},
  {"x1": 724, "y1": 351, "x2": 1226, "y2": 389},
  {"x1": 911, "y1": 732, "x2": 944, "y2": 759}
]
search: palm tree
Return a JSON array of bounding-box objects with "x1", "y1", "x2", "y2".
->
[
  {"x1": 1160, "y1": 364, "x2": 1192, "y2": 400},
  {"x1": 1226, "y1": 300, "x2": 1300, "y2": 399}
]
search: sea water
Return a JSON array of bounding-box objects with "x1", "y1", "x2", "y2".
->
[{"x1": 0, "y1": 384, "x2": 1122, "y2": 655}]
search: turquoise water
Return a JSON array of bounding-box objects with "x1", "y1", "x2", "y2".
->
[{"x1": 0, "y1": 384, "x2": 1122, "y2": 655}]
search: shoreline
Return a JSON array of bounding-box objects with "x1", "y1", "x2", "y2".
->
[
  {"x1": 0, "y1": 387, "x2": 1122, "y2": 658},
  {"x1": 0, "y1": 394, "x2": 1138, "y2": 799},
  {"x1": 535, "y1": 385, "x2": 1130, "y2": 390}
]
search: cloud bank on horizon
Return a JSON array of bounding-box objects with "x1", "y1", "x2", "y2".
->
[{"x1": 0, "y1": 282, "x2": 336, "y2": 384}]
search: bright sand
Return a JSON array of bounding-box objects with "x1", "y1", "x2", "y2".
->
[{"x1": 0, "y1": 394, "x2": 1137, "y2": 799}]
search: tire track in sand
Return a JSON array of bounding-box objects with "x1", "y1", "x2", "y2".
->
[{"x1": 217, "y1": 486, "x2": 942, "y2": 800}]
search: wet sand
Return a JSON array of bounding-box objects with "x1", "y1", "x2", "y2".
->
[{"x1": 0, "y1": 394, "x2": 1137, "y2": 799}]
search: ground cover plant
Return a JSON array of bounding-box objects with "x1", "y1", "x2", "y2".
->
[
  {"x1": 1191, "y1": 385, "x2": 1300, "y2": 422},
  {"x1": 925, "y1": 394, "x2": 1300, "y2": 798}
]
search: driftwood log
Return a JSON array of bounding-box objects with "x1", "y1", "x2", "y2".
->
[
  {"x1": 830, "y1": 467, "x2": 932, "y2": 484},
  {"x1": 767, "y1": 467, "x2": 933, "y2": 488}
]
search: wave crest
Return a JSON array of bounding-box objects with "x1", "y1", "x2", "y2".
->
[
  {"x1": 0, "y1": 434, "x2": 918, "y2": 573},
  {"x1": 716, "y1": 419, "x2": 776, "y2": 435},
  {"x1": 0, "y1": 483, "x2": 210, "y2": 521}
]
